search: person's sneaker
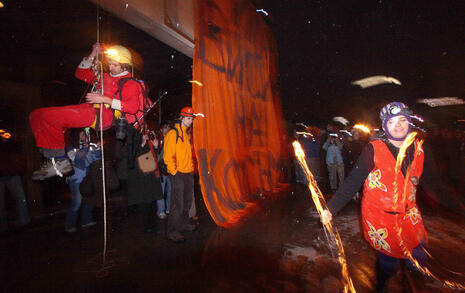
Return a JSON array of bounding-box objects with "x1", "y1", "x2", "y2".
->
[
  {"x1": 81, "y1": 221, "x2": 97, "y2": 229},
  {"x1": 157, "y1": 212, "x2": 167, "y2": 220},
  {"x1": 32, "y1": 158, "x2": 73, "y2": 180}
]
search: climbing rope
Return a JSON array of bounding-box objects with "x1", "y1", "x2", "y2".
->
[{"x1": 93, "y1": 0, "x2": 109, "y2": 269}]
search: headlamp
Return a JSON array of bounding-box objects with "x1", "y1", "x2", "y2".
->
[{"x1": 389, "y1": 105, "x2": 401, "y2": 115}]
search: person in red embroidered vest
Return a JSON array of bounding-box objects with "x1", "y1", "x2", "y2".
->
[
  {"x1": 320, "y1": 102, "x2": 465, "y2": 292},
  {"x1": 30, "y1": 43, "x2": 146, "y2": 180}
]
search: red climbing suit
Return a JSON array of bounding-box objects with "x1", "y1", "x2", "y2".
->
[
  {"x1": 30, "y1": 59, "x2": 145, "y2": 150},
  {"x1": 361, "y1": 139, "x2": 426, "y2": 258}
]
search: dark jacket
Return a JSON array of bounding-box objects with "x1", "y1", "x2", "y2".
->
[
  {"x1": 80, "y1": 158, "x2": 120, "y2": 207},
  {"x1": 126, "y1": 126, "x2": 163, "y2": 205}
]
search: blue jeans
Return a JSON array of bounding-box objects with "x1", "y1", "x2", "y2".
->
[
  {"x1": 65, "y1": 179, "x2": 93, "y2": 230},
  {"x1": 156, "y1": 175, "x2": 171, "y2": 215},
  {"x1": 0, "y1": 175, "x2": 30, "y2": 231}
]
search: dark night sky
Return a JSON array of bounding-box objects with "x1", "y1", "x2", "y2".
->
[
  {"x1": 259, "y1": 0, "x2": 465, "y2": 127},
  {"x1": 1, "y1": 0, "x2": 464, "y2": 128}
]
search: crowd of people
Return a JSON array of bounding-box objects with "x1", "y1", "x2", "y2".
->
[
  {"x1": 24, "y1": 43, "x2": 197, "y2": 242},
  {"x1": 293, "y1": 122, "x2": 371, "y2": 194},
  {"x1": 1, "y1": 41, "x2": 464, "y2": 291}
]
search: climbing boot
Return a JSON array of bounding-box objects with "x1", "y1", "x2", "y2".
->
[{"x1": 32, "y1": 158, "x2": 73, "y2": 180}]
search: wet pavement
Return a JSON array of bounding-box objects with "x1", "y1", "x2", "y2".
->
[{"x1": 2, "y1": 184, "x2": 465, "y2": 293}]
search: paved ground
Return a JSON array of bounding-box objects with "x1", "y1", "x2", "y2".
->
[{"x1": 1, "y1": 184, "x2": 465, "y2": 293}]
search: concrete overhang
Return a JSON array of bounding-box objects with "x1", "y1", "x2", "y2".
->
[{"x1": 91, "y1": 0, "x2": 194, "y2": 58}]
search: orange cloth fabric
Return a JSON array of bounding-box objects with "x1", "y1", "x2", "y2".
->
[
  {"x1": 192, "y1": 0, "x2": 288, "y2": 227},
  {"x1": 362, "y1": 140, "x2": 426, "y2": 258}
]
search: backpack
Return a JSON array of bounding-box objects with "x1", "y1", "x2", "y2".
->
[
  {"x1": 158, "y1": 124, "x2": 183, "y2": 175},
  {"x1": 113, "y1": 77, "x2": 151, "y2": 125}
]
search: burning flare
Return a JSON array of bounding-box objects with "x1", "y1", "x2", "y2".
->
[
  {"x1": 0, "y1": 129, "x2": 11, "y2": 140},
  {"x1": 292, "y1": 141, "x2": 356, "y2": 293},
  {"x1": 352, "y1": 124, "x2": 371, "y2": 134},
  {"x1": 393, "y1": 132, "x2": 465, "y2": 290}
]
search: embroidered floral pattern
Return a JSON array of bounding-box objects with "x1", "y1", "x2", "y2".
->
[
  {"x1": 366, "y1": 220, "x2": 391, "y2": 253},
  {"x1": 404, "y1": 207, "x2": 421, "y2": 225},
  {"x1": 408, "y1": 187, "x2": 416, "y2": 202},
  {"x1": 368, "y1": 169, "x2": 387, "y2": 192}
]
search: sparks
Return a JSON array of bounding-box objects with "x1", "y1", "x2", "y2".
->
[
  {"x1": 0, "y1": 129, "x2": 11, "y2": 140},
  {"x1": 392, "y1": 132, "x2": 465, "y2": 290},
  {"x1": 0, "y1": 132, "x2": 11, "y2": 140},
  {"x1": 292, "y1": 141, "x2": 356, "y2": 293},
  {"x1": 189, "y1": 80, "x2": 203, "y2": 87},
  {"x1": 353, "y1": 124, "x2": 371, "y2": 134},
  {"x1": 394, "y1": 132, "x2": 417, "y2": 175}
]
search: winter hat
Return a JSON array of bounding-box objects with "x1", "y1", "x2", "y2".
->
[{"x1": 379, "y1": 102, "x2": 412, "y2": 141}]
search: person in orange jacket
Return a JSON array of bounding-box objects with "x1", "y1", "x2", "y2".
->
[
  {"x1": 320, "y1": 102, "x2": 465, "y2": 292},
  {"x1": 30, "y1": 43, "x2": 148, "y2": 180},
  {"x1": 163, "y1": 107, "x2": 196, "y2": 242}
]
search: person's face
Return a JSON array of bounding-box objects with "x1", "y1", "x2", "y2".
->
[
  {"x1": 386, "y1": 115, "x2": 409, "y2": 139},
  {"x1": 79, "y1": 131, "x2": 86, "y2": 142},
  {"x1": 181, "y1": 116, "x2": 194, "y2": 128},
  {"x1": 108, "y1": 60, "x2": 124, "y2": 75},
  {"x1": 161, "y1": 125, "x2": 170, "y2": 135}
]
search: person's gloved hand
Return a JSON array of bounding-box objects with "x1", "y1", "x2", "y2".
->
[{"x1": 320, "y1": 209, "x2": 333, "y2": 225}]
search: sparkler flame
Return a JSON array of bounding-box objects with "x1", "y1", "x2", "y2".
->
[
  {"x1": 292, "y1": 141, "x2": 356, "y2": 293},
  {"x1": 393, "y1": 132, "x2": 465, "y2": 290},
  {"x1": 352, "y1": 124, "x2": 371, "y2": 134},
  {"x1": 0, "y1": 129, "x2": 11, "y2": 140}
]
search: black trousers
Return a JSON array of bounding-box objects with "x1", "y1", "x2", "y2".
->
[
  {"x1": 138, "y1": 202, "x2": 154, "y2": 230},
  {"x1": 167, "y1": 172, "x2": 193, "y2": 235}
]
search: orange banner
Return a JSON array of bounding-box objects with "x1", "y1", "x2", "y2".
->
[{"x1": 193, "y1": 0, "x2": 288, "y2": 227}]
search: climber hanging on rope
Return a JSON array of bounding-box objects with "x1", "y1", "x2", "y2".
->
[{"x1": 30, "y1": 43, "x2": 151, "y2": 180}]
